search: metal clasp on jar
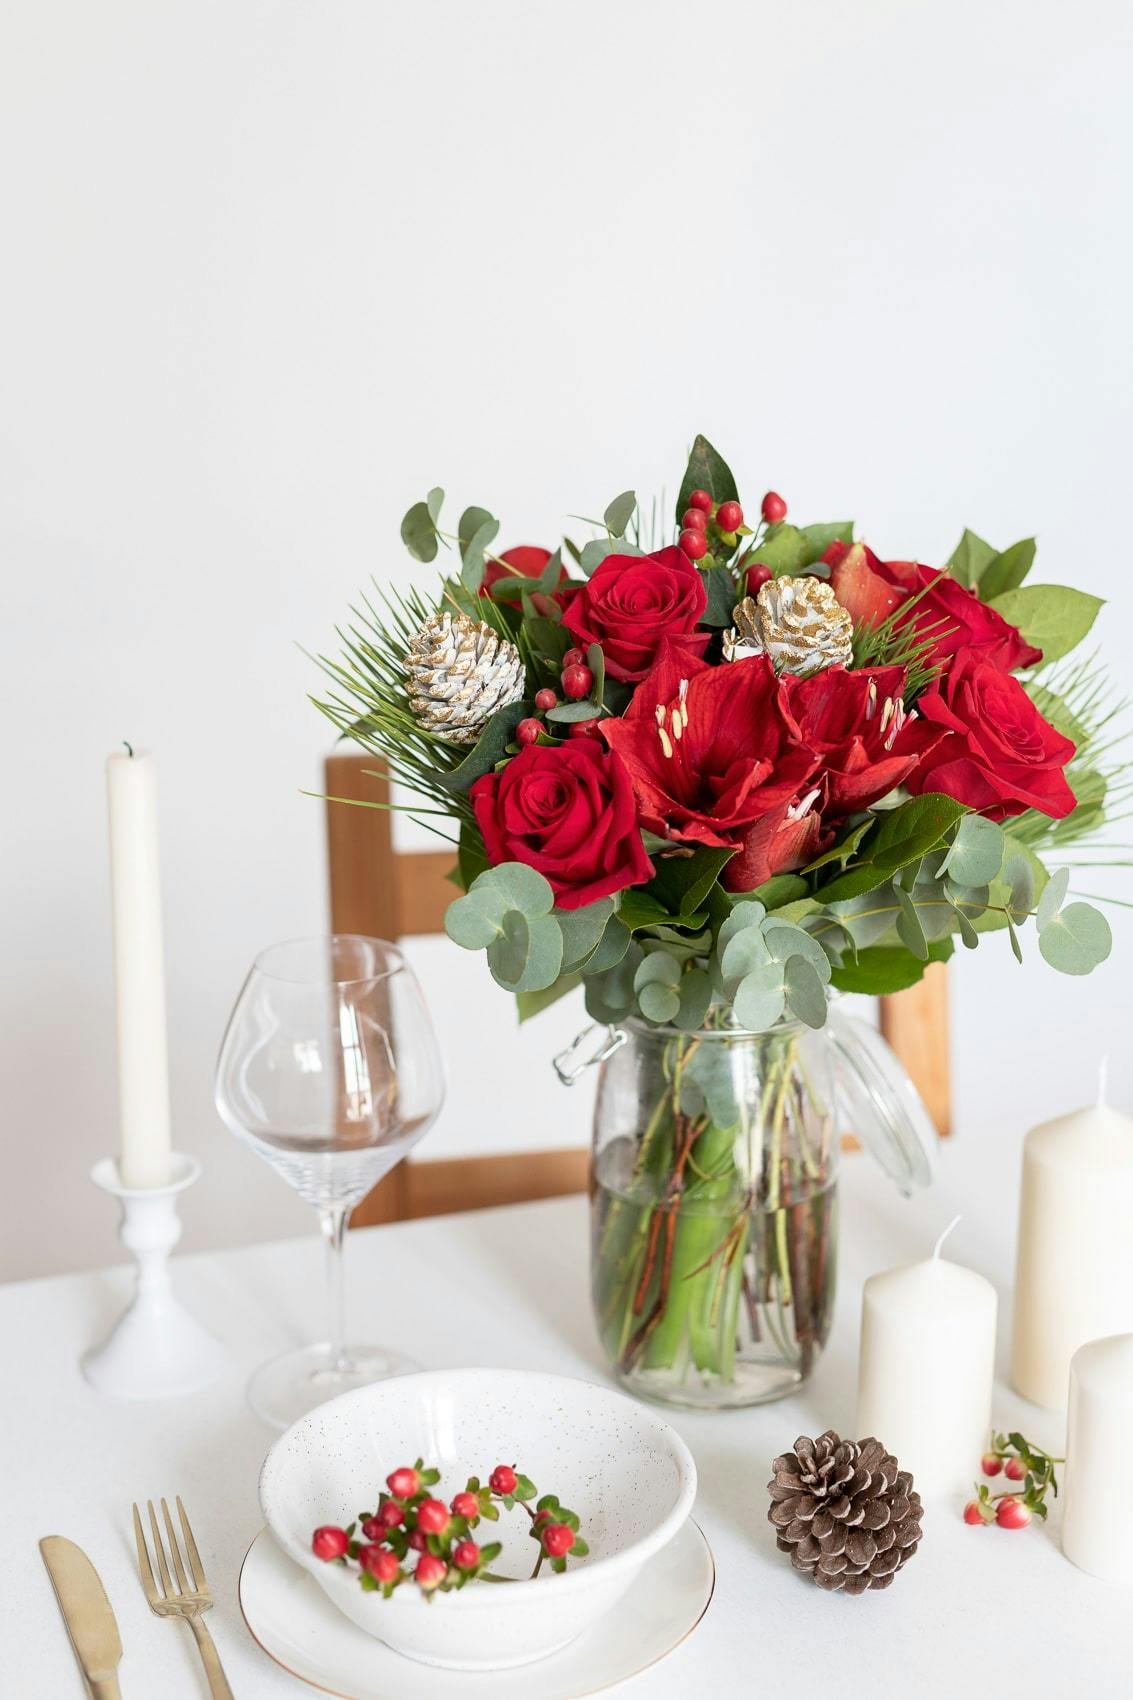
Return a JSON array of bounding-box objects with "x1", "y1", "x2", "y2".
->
[{"x1": 553, "y1": 1024, "x2": 627, "y2": 1086}]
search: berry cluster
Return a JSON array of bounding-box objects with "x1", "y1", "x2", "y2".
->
[
  {"x1": 312, "y1": 1458, "x2": 589, "y2": 1598},
  {"x1": 517, "y1": 644, "x2": 600, "y2": 748},
  {"x1": 963, "y1": 1431, "x2": 1062, "y2": 1530},
  {"x1": 676, "y1": 486, "x2": 786, "y2": 570}
]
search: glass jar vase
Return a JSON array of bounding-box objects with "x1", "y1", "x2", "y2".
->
[{"x1": 566, "y1": 1006, "x2": 935, "y2": 1411}]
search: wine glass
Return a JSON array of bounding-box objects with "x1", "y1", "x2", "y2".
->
[{"x1": 215, "y1": 935, "x2": 444, "y2": 1428}]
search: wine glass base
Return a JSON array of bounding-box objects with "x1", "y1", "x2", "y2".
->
[{"x1": 248, "y1": 1343, "x2": 419, "y2": 1430}]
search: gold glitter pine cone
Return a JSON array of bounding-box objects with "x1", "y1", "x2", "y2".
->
[
  {"x1": 405, "y1": 610, "x2": 525, "y2": 744},
  {"x1": 726, "y1": 575, "x2": 853, "y2": 676},
  {"x1": 768, "y1": 1431, "x2": 923, "y2": 1594}
]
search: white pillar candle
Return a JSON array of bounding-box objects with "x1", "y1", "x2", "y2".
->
[
  {"x1": 856, "y1": 1219, "x2": 997, "y2": 1498},
  {"x1": 1063, "y1": 1333, "x2": 1133, "y2": 1582},
  {"x1": 106, "y1": 747, "x2": 173, "y2": 1189},
  {"x1": 1010, "y1": 1086, "x2": 1133, "y2": 1411}
]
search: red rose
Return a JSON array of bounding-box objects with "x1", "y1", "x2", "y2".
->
[
  {"x1": 826, "y1": 542, "x2": 1043, "y2": 672},
  {"x1": 905, "y1": 652, "x2": 1076, "y2": 820},
  {"x1": 559, "y1": 546, "x2": 710, "y2": 682},
  {"x1": 599, "y1": 643, "x2": 823, "y2": 890},
  {"x1": 480, "y1": 544, "x2": 564, "y2": 594},
  {"x1": 782, "y1": 664, "x2": 945, "y2": 819},
  {"x1": 470, "y1": 740, "x2": 652, "y2": 910}
]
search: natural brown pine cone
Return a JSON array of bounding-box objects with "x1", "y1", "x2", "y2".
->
[{"x1": 767, "y1": 1431, "x2": 923, "y2": 1594}]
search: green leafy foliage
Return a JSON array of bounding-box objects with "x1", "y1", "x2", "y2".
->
[
  {"x1": 675, "y1": 434, "x2": 739, "y2": 520},
  {"x1": 990, "y1": 585, "x2": 1103, "y2": 663}
]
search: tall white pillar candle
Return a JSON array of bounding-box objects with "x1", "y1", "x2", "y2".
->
[
  {"x1": 1010, "y1": 1094, "x2": 1133, "y2": 1411},
  {"x1": 106, "y1": 747, "x2": 173, "y2": 1189},
  {"x1": 1063, "y1": 1333, "x2": 1133, "y2": 1582},
  {"x1": 856, "y1": 1221, "x2": 997, "y2": 1498}
]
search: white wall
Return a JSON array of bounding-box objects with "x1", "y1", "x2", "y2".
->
[{"x1": 3, "y1": 0, "x2": 1131, "y2": 1282}]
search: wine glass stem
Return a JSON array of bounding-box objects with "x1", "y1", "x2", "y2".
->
[{"x1": 318, "y1": 1202, "x2": 350, "y2": 1374}]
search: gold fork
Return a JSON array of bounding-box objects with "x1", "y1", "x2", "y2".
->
[{"x1": 132, "y1": 1497, "x2": 234, "y2": 1699}]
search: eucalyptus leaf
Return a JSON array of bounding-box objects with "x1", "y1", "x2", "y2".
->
[
  {"x1": 783, "y1": 957, "x2": 828, "y2": 1028},
  {"x1": 634, "y1": 951, "x2": 682, "y2": 991},
  {"x1": 556, "y1": 899, "x2": 615, "y2": 971},
  {"x1": 939, "y1": 814, "x2": 1005, "y2": 886},
  {"x1": 733, "y1": 964, "x2": 786, "y2": 1032},
  {"x1": 673, "y1": 969, "x2": 713, "y2": 1031},
  {"x1": 444, "y1": 887, "x2": 507, "y2": 950},
  {"x1": 400, "y1": 499, "x2": 441, "y2": 563},
  {"x1": 458, "y1": 504, "x2": 494, "y2": 550},
  {"x1": 476, "y1": 862, "x2": 554, "y2": 916},
  {"x1": 487, "y1": 911, "x2": 564, "y2": 993},
  {"x1": 1002, "y1": 852, "x2": 1036, "y2": 924},
  {"x1": 603, "y1": 490, "x2": 637, "y2": 536},
  {"x1": 761, "y1": 922, "x2": 833, "y2": 983},
  {"x1": 895, "y1": 885, "x2": 929, "y2": 960},
  {"x1": 461, "y1": 516, "x2": 501, "y2": 593},
  {"x1": 1036, "y1": 865, "x2": 1070, "y2": 930},
  {"x1": 585, "y1": 913, "x2": 633, "y2": 974},
  {"x1": 586, "y1": 643, "x2": 606, "y2": 708},
  {"x1": 720, "y1": 927, "x2": 773, "y2": 987},
  {"x1": 1007, "y1": 916, "x2": 1024, "y2": 964},
  {"x1": 1037, "y1": 901, "x2": 1112, "y2": 974},
  {"x1": 638, "y1": 981, "x2": 681, "y2": 1023}
]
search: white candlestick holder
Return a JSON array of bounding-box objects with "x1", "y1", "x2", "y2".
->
[{"x1": 82, "y1": 1153, "x2": 226, "y2": 1398}]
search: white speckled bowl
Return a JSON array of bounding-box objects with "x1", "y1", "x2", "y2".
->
[{"x1": 259, "y1": 1367, "x2": 698, "y2": 1671}]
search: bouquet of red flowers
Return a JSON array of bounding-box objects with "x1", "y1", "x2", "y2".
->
[{"x1": 316, "y1": 434, "x2": 1115, "y2": 1029}]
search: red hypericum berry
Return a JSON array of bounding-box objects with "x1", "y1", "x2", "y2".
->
[
  {"x1": 359, "y1": 1543, "x2": 400, "y2": 1583},
  {"x1": 415, "y1": 1553, "x2": 447, "y2": 1590},
  {"x1": 408, "y1": 1529, "x2": 428, "y2": 1551},
  {"x1": 1004, "y1": 1457, "x2": 1026, "y2": 1481},
  {"x1": 963, "y1": 1500, "x2": 988, "y2": 1526},
  {"x1": 534, "y1": 687, "x2": 558, "y2": 712},
  {"x1": 744, "y1": 563, "x2": 772, "y2": 597},
  {"x1": 688, "y1": 488, "x2": 713, "y2": 513},
  {"x1": 761, "y1": 490, "x2": 787, "y2": 525},
  {"x1": 561, "y1": 664, "x2": 593, "y2": 700},
  {"x1": 681, "y1": 507, "x2": 708, "y2": 532},
  {"x1": 995, "y1": 1496, "x2": 1031, "y2": 1530},
  {"x1": 386, "y1": 1467, "x2": 419, "y2": 1500},
  {"x1": 377, "y1": 1500, "x2": 404, "y2": 1529},
  {"x1": 561, "y1": 647, "x2": 585, "y2": 670},
  {"x1": 311, "y1": 1525, "x2": 349, "y2": 1562},
  {"x1": 415, "y1": 1498, "x2": 450, "y2": 1536},
  {"x1": 516, "y1": 717, "x2": 543, "y2": 746},
  {"x1": 716, "y1": 500, "x2": 743, "y2": 532},
  {"x1": 980, "y1": 1452, "x2": 1003, "y2": 1477},
  {"x1": 489, "y1": 1464, "x2": 518, "y2": 1496},
  {"x1": 542, "y1": 1523, "x2": 575, "y2": 1558},
  {"x1": 360, "y1": 1516, "x2": 383, "y2": 1540},
  {"x1": 451, "y1": 1491, "x2": 480, "y2": 1520},
  {"x1": 679, "y1": 527, "x2": 708, "y2": 561},
  {"x1": 453, "y1": 1539, "x2": 481, "y2": 1571},
  {"x1": 533, "y1": 1508, "x2": 553, "y2": 1528},
  {"x1": 568, "y1": 718, "x2": 602, "y2": 740}
]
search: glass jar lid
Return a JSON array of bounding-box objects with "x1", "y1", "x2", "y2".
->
[{"x1": 825, "y1": 1007, "x2": 938, "y2": 1193}]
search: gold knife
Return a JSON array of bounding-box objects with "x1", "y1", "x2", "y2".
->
[{"x1": 40, "y1": 1536, "x2": 123, "y2": 1699}]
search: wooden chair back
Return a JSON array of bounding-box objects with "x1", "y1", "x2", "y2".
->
[{"x1": 325, "y1": 753, "x2": 950, "y2": 1227}]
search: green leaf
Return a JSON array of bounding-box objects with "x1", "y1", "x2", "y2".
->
[
  {"x1": 1037, "y1": 901, "x2": 1112, "y2": 974},
  {"x1": 720, "y1": 926, "x2": 772, "y2": 986},
  {"x1": 516, "y1": 973, "x2": 581, "y2": 1021},
  {"x1": 799, "y1": 521, "x2": 854, "y2": 563},
  {"x1": 1002, "y1": 851, "x2": 1036, "y2": 924},
  {"x1": 1007, "y1": 916, "x2": 1024, "y2": 963},
  {"x1": 733, "y1": 964, "x2": 786, "y2": 1031},
  {"x1": 675, "y1": 434, "x2": 739, "y2": 520},
  {"x1": 748, "y1": 524, "x2": 808, "y2": 577},
  {"x1": 444, "y1": 886, "x2": 508, "y2": 949},
  {"x1": 989, "y1": 585, "x2": 1103, "y2": 663},
  {"x1": 634, "y1": 951, "x2": 681, "y2": 991},
  {"x1": 700, "y1": 565, "x2": 738, "y2": 626},
  {"x1": 783, "y1": 957, "x2": 828, "y2": 1027},
  {"x1": 586, "y1": 643, "x2": 606, "y2": 709},
  {"x1": 400, "y1": 497, "x2": 442, "y2": 563},
  {"x1": 461, "y1": 516, "x2": 500, "y2": 593},
  {"x1": 895, "y1": 885, "x2": 929, "y2": 959},
  {"x1": 939, "y1": 814, "x2": 1005, "y2": 886},
  {"x1": 830, "y1": 940, "x2": 952, "y2": 995},
  {"x1": 947, "y1": 528, "x2": 996, "y2": 590},
  {"x1": 814, "y1": 863, "x2": 892, "y2": 903},
  {"x1": 979, "y1": 537, "x2": 1036, "y2": 600},
  {"x1": 487, "y1": 911, "x2": 563, "y2": 992},
  {"x1": 557, "y1": 899, "x2": 615, "y2": 970},
  {"x1": 546, "y1": 700, "x2": 602, "y2": 723},
  {"x1": 579, "y1": 538, "x2": 637, "y2": 576},
  {"x1": 673, "y1": 969, "x2": 713, "y2": 1031},
  {"x1": 638, "y1": 981, "x2": 681, "y2": 1023},
  {"x1": 458, "y1": 504, "x2": 494, "y2": 551},
  {"x1": 870, "y1": 794, "x2": 968, "y2": 873},
  {"x1": 438, "y1": 700, "x2": 534, "y2": 793},
  {"x1": 604, "y1": 490, "x2": 636, "y2": 536},
  {"x1": 1036, "y1": 866, "x2": 1070, "y2": 930},
  {"x1": 481, "y1": 862, "x2": 555, "y2": 916},
  {"x1": 761, "y1": 922, "x2": 832, "y2": 984},
  {"x1": 647, "y1": 847, "x2": 735, "y2": 916},
  {"x1": 456, "y1": 820, "x2": 489, "y2": 888},
  {"x1": 585, "y1": 913, "x2": 633, "y2": 973},
  {"x1": 803, "y1": 820, "x2": 871, "y2": 874},
  {"x1": 748, "y1": 873, "x2": 810, "y2": 910}
]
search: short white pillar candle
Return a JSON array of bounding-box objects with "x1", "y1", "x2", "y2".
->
[
  {"x1": 1063, "y1": 1333, "x2": 1133, "y2": 1583},
  {"x1": 856, "y1": 1219, "x2": 997, "y2": 1498},
  {"x1": 1010, "y1": 1084, "x2": 1133, "y2": 1411}
]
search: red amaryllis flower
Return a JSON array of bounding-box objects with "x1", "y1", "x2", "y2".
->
[
  {"x1": 598, "y1": 644, "x2": 823, "y2": 891},
  {"x1": 782, "y1": 665, "x2": 945, "y2": 819},
  {"x1": 470, "y1": 740, "x2": 652, "y2": 910},
  {"x1": 559, "y1": 546, "x2": 710, "y2": 682},
  {"x1": 481, "y1": 544, "x2": 564, "y2": 594},
  {"x1": 826, "y1": 542, "x2": 1043, "y2": 673},
  {"x1": 905, "y1": 652, "x2": 1076, "y2": 820}
]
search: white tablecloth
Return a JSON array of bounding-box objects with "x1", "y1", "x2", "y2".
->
[{"x1": 4, "y1": 1132, "x2": 1128, "y2": 1698}]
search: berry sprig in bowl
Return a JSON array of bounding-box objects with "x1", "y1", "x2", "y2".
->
[
  {"x1": 260, "y1": 1368, "x2": 697, "y2": 1671},
  {"x1": 311, "y1": 1458, "x2": 589, "y2": 1597}
]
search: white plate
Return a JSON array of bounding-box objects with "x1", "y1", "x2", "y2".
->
[{"x1": 239, "y1": 1519, "x2": 715, "y2": 1699}]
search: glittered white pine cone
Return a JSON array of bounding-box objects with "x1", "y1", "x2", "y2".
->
[
  {"x1": 725, "y1": 576, "x2": 854, "y2": 676},
  {"x1": 405, "y1": 611, "x2": 525, "y2": 743}
]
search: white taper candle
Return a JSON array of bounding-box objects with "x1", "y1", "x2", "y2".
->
[{"x1": 106, "y1": 746, "x2": 172, "y2": 1189}]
